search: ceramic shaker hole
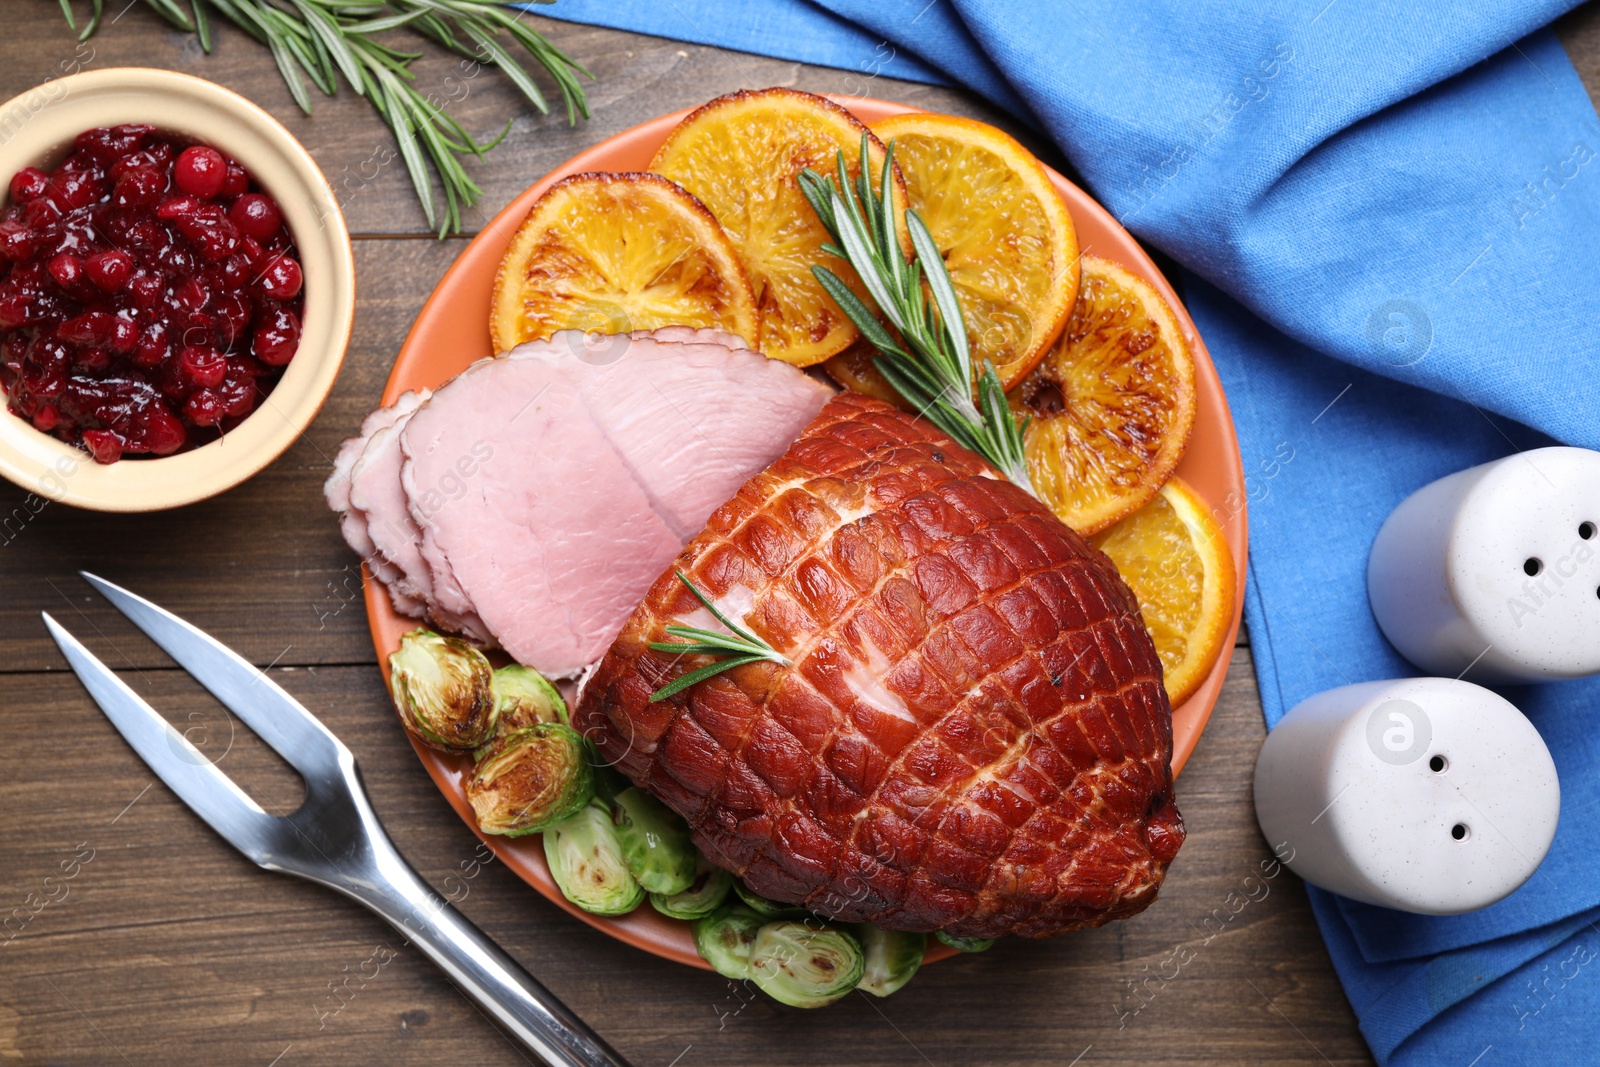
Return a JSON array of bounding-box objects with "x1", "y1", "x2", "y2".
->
[
  {"x1": 1523, "y1": 557, "x2": 1542, "y2": 577},
  {"x1": 1580, "y1": 521, "x2": 1596, "y2": 540},
  {"x1": 1451, "y1": 823, "x2": 1469, "y2": 841},
  {"x1": 1429, "y1": 754, "x2": 1448, "y2": 773}
]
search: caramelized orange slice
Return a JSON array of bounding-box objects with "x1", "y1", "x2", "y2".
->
[
  {"x1": 650, "y1": 88, "x2": 907, "y2": 367},
  {"x1": 1092, "y1": 477, "x2": 1234, "y2": 706},
  {"x1": 491, "y1": 172, "x2": 758, "y2": 354},
  {"x1": 871, "y1": 113, "x2": 1079, "y2": 388},
  {"x1": 1012, "y1": 256, "x2": 1196, "y2": 534}
]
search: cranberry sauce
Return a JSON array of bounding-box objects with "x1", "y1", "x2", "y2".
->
[{"x1": 0, "y1": 125, "x2": 304, "y2": 463}]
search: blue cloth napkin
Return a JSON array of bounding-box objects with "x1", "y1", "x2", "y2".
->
[{"x1": 533, "y1": 1, "x2": 1600, "y2": 1060}]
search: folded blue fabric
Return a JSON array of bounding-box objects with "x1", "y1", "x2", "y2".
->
[
  {"x1": 1311, "y1": 891, "x2": 1600, "y2": 1062},
  {"x1": 531, "y1": 1, "x2": 1600, "y2": 1060}
]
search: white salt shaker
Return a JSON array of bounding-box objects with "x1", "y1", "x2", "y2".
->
[
  {"x1": 1253, "y1": 678, "x2": 1558, "y2": 915},
  {"x1": 1368, "y1": 445, "x2": 1600, "y2": 683}
]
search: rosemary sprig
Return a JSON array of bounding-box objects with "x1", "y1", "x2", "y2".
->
[
  {"x1": 60, "y1": 0, "x2": 592, "y2": 235},
  {"x1": 648, "y1": 571, "x2": 790, "y2": 703},
  {"x1": 797, "y1": 137, "x2": 1036, "y2": 496}
]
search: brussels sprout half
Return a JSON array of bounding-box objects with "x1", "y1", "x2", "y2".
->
[
  {"x1": 492, "y1": 664, "x2": 568, "y2": 730},
  {"x1": 692, "y1": 904, "x2": 766, "y2": 980},
  {"x1": 543, "y1": 800, "x2": 645, "y2": 916},
  {"x1": 388, "y1": 629, "x2": 496, "y2": 751},
  {"x1": 854, "y1": 925, "x2": 925, "y2": 997},
  {"x1": 748, "y1": 922, "x2": 865, "y2": 1008},
  {"x1": 611, "y1": 787, "x2": 697, "y2": 895},
  {"x1": 733, "y1": 879, "x2": 809, "y2": 919},
  {"x1": 465, "y1": 723, "x2": 594, "y2": 836},
  {"x1": 935, "y1": 930, "x2": 995, "y2": 953},
  {"x1": 650, "y1": 853, "x2": 734, "y2": 920}
]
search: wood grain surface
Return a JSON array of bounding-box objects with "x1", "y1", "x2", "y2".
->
[{"x1": 2, "y1": 3, "x2": 1596, "y2": 1064}]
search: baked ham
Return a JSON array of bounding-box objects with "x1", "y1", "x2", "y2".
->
[{"x1": 574, "y1": 393, "x2": 1184, "y2": 939}]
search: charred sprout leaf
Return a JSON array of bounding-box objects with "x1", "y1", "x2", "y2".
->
[
  {"x1": 493, "y1": 664, "x2": 568, "y2": 729},
  {"x1": 854, "y1": 925, "x2": 925, "y2": 997},
  {"x1": 733, "y1": 879, "x2": 809, "y2": 919},
  {"x1": 611, "y1": 787, "x2": 697, "y2": 895},
  {"x1": 749, "y1": 922, "x2": 865, "y2": 1008},
  {"x1": 934, "y1": 930, "x2": 995, "y2": 953},
  {"x1": 472, "y1": 663, "x2": 568, "y2": 761},
  {"x1": 542, "y1": 800, "x2": 644, "y2": 916},
  {"x1": 465, "y1": 723, "x2": 593, "y2": 836},
  {"x1": 650, "y1": 853, "x2": 734, "y2": 920},
  {"x1": 692, "y1": 904, "x2": 766, "y2": 980},
  {"x1": 388, "y1": 628, "x2": 496, "y2": 751}
]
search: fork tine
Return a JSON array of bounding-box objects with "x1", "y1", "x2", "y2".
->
[
  {"x1": 42, "y1": 612, "x2": 279, "y2": 861},
  {"x1": 79, "y1": 571, "x2": 345, "y2": 776}
]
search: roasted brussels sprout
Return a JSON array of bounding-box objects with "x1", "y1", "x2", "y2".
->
[
  {"x1": 733, "y1": 879, "x2": 808, "y2": 919},
  {"x1": 651, "y1": 853, "x2": 734, "y2": 920},
  {"x1": 692, "y1": 904, "x2": 766, "y2": 979},
  {"x1": 854, "y1": 925, "x2": 925, "y2": 997},
  {"x1": 491, "y1": 664, "x2": 568, "y2": 731},
  {"x1": 611, "y1": 787, "x2": 697, "y2": 895},
  {"x1": 749, "y1": 921, "x2": 865, "y2": 1008},
  {"x1": 543, "y1": 800, "x2": 645, "y2": 916},
  {"x1": 387, "y1": 629, "x2": 496, "y2": 750},
  {"x1": 465, "y1": 723, "x2": 594, "y2": 836},
  {"x1": 935, "y1": 930, "x2": 995, "y2": 953}
]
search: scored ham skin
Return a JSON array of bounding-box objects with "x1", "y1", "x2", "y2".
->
[{"x1": 575, "y1": 393, "x2": 1184, "y2": 939}]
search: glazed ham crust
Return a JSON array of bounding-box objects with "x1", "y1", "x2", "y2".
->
[{"x1": 575, "y1": 394, "x2": 1184, "y2": 939}]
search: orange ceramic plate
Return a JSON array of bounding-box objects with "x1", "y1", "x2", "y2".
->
[{"x1": 364, "y1": 99, "x2": 1248, "y2": 970}]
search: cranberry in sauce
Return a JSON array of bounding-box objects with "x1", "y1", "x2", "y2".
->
[{"x1": 0, "y1": 124, "x2": 305, "y2": 462}]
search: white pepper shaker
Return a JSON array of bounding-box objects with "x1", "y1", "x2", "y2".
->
[
  {"x1": 1253, "y1": 678, "x2": 1558, "y2": 915},
  {"x1": 1368, "y1": 445, "x2": 1600, "y2": 683}
]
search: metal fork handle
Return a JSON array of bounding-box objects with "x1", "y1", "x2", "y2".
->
[{"x1": 336, "y1": 838, "x2": 631, "y2": 1067}]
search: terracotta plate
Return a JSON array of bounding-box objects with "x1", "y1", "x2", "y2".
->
[{"x1": 363, "y1": 98, "x2": 1248, "y2": 970}]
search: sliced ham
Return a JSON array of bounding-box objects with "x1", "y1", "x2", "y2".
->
[
  {"x1": 401, "y1": 331, "x2": 832, "y2": 675},
  {"x1": 327, "y1": 329, "x2": 832, "y2": 677},
  {"x1": 324, "y1": 394, "x2": 422, "y2": 515},
  {"x1": 349, "y1": 398, "x2": 494, "y2": 642},
  {"x1": 326, "y1": 393, "x2": 430, "y2": 619},
  {"x1": 401, "y1": 373, "x2": 684, "y2": 675}
]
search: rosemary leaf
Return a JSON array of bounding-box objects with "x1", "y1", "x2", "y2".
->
[
  {"x1": 462, "y1": 20, "x2": 547, "y2": 114},
  {"x1": 191, "y1": 0, "x2": 212, "y2": 50},
  {"x1": 810, "y1": 266, "x2": 907, "y2": 358},
  {"x1": 648, "y1": 654, "x2": 768, "y2": 704},
  {"x1": 81, "y1": 0, "x2": 105, "y2": 40},
  {"x1": 59, "y1": 0, "x2": 593, "y2": 235},
  {"x1": 798, "y1": 138, "x2": 1039, "y2": 497},
  {"x1": 648, "y1": 572, "x2": 791, "y2": 703}
]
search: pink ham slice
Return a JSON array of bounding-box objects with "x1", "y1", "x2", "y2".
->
[
  {"x1": 348, "y1": 399, "x2": 494, "y2": 642},
  {"x1": 396, "y1": 330, "x2": 832, "y2": 676},
  {"x1": 325, "y1": 393, "x2": 429, "y2": 619}
]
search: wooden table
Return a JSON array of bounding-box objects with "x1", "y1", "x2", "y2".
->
[{"x1": 3, "y1": 5, "x2": 1596, "y2": 1064}]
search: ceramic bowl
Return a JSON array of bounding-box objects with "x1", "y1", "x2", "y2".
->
[{"x1": 0, "y1": 67, "x2": 354, "y2": 511}]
